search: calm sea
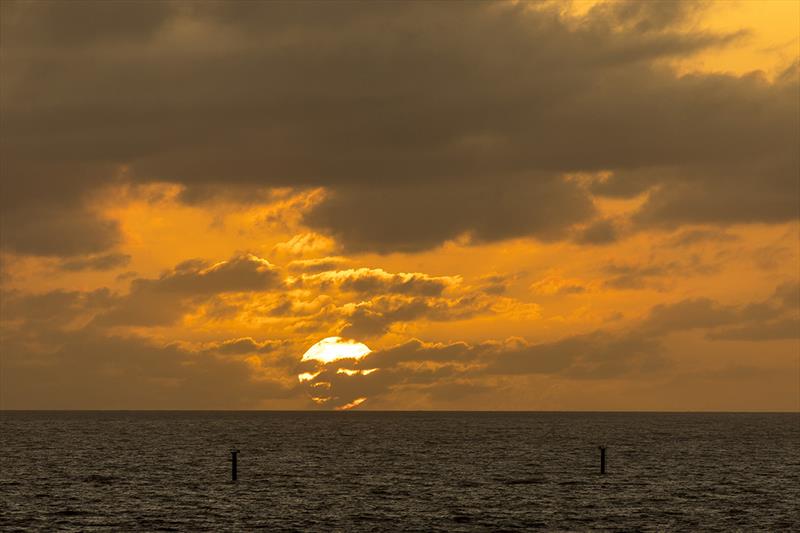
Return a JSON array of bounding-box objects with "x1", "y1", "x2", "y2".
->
[{"x1": 1, "y1": 412, "x2": 798, "y2": 531}]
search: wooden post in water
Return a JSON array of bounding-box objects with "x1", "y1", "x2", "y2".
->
[
  {"x1": 231, "y1": 448, "x2": 240, "y2": 481},
  {"x1": 599, "y1": 445, "x2": 606, "y2": 474}
]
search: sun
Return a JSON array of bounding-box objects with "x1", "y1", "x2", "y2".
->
[{"x1": 301, "y1": 336, "x2": 372, "y2": 364}]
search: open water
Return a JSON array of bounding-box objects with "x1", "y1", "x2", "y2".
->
[{"x1": 1, "y1": 412, "x2": 798, "y2": 531}]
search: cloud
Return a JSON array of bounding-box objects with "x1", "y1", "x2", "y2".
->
[
  {"x1": 1, "y1": 205, "x2": 121, "y2": 257},
  {"x1": 0, "y1": 0, "x2": 173, "y2": 47},
  {"x1": 4, "y1": 272, "x2": 796, "y2": 409},
  {"x1": 666, "y1": 228, "x2": 739, "y2": 247},
  {"x1": 295, "y1": 282, "x2": 799, "y2": 407},
  {"x1": 642, "y1": 298, "x2": 740, "y2": 333},
  {"x1": 201, "y1": 337, "x2": 287, "y2": 356},
  {"x1": 298, "y1": 328, "x2": 666, "y2": 409},
  {"x1": 2, "y1": 287, "x2": 115, "y2": 331},
  {"x1": 0, "y1": 328, "x2": 297, "y2": 409},
  {"x1": 98, "y1": 253, "x2": 282, "y2": 326},
  {"x1": 601, "y1": 255, "x2": 718, "y2": 290},
  {"x1": 642, "y1": 282, "x2": 800, "y2": 340},
  {"x1": 290, "y1": 267, "x2": 460, "y2": 297},
  {"x1": 476, "y1": 273, "x2": 513, "y2": 295},
  {"x1": 483, "y1": 331, "x2": 664, "y2": 379},
  {"x1": 271, "y1": 233, "x2": 336, "y2": 258},
  {"x1": 303, "y1": 178, "x2": 596, "y2": 253},
  {"x1": 531, "y1": 275, "x2": 590, "y2": 296},
  {"x1": 339, "y1": 294, "x2": 491, "y2": 338},
  {"x1": 573, "y1": 218, "x2": 621, "y2": 245},
  {"x1": 287, "y1": 256, "x2": 349, "y2": 273},
  {"x1": 709, "y1": 318, "x2": 800, "y2": 341},
  {"x1": 59, "y1": 252, "x2": 131, "y2": 271},
  {"x1": 3, "y1": 1, "x2": 795, "y2": 254}
]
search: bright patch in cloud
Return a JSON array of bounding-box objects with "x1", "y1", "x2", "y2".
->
[
  {"x1": 298, "y1": 371, "x2": 321, "y2": 382},
  {"x1": 336, "y1": 397, "x2": 367, "y2": 410},
  {"x1": 301, "y1": 336, "x2": 372, "y2": 364},
  {"x1": 336, "y1": 368, "x2": 378, "y2": 376}
]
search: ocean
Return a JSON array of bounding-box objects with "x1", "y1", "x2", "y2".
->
[{"x1": 1, "y1": 412, "x2": 798, "y2": 531}]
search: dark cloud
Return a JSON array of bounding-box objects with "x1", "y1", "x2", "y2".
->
[
  {"x1": 530, "y1": 276, "x2": 590, "y2": 296},
  {"x1": 666, "y1": 228, "x2": 739, "y2": 247},
  {"x1": 287, "y1": 257, "x2": 349, "y2": 274},
  {"x1": 339, "y1": 294, "x2": 491, "y2": 339},
  {"x1": 0, "y1": 328, "x2": 297, "y2": 409},
  {"x1": 3, "y1": 1, "x2": 794, "y2": 255},
  {"x1": 202, "y1": 337, "x2": 288, "y2": 356},
  {"x1": 304, "y1": 179, "x2": 595, "y2": 253},
  {"x1": 483, "y1": 332, "x2": 663, "y2": 379},
  {"x1": 1, "y1": 205, "x2": 121, "y2": 257},
  {"x1": 642, "y1": 298, "x2": 739, "y2": 333},
  {"x1": 574, "y1": 218, "x2": 620, "y2": 245},
  {"x1": 602, "y1": 255, "x2": 718, "y2": 290},
  {"x1": 298, "y1": 282, "x2": 799, "y2": 407},
  {"x1": 586, "y1": 0, "x2": 709, "y2": 31},
  {"x1": 0, "y1": 0, "x2": 174, "y2": 47},
  {"x1": 4, "y1": 274, "x2": 796, "y2": 408},
  {"x1": 476, "y1": 273, "x2": 512, "y2": 295},
  {"x1": 642, "y1": 282, "x2": 800, "y2": 340},
  {"x1": 291, "y1": 268, "x2": 460, "y2": 297},
  {"x1": 708, "y1": 318, "x2": 800, "y2": 341},
  {"x1": 60, "y1": 252, "x2": 131, "y2": 271},
  {"x1": 98, "y1": 253, "x2": 282, "y2": 326},
  {"x1": 2, "y1": 287, "x2": 114, "y2": 329},
  {"x1": 300, "y1": 328, "x2": 665, "y2": 408}
]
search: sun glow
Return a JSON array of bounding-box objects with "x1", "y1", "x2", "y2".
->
[
  {"x1": 337, "y1": 368, "x2": 378, "y2": 376},
  {"x1": 297, "y1": 371, "x2": 321, "y2": 382},
  {"x1": 336, "y1": 397, "x2": 367, "y2": 410},
  {"x1": 301, "y1": 336, "x2": 372, "y2": 364}
]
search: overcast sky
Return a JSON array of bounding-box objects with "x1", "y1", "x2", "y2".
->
[{"x1": 1, "y1": 0, "x2": 798, "y2": 410}]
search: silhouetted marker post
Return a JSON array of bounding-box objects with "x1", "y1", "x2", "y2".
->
[
  {"x1": 230, "y1": 448, "x2": 240, "y2": 481},
  {"x1": 599, "y1": 445, "x2": 607, "y2": 474}
]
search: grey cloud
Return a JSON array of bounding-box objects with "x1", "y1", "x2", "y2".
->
[
  {"x1": 98, "y1": 253, "x2": 282, "y2": 326},
  {"x1": 666, "y1": 228, "x2": 739, "y2": 247},
  {"x1": 339, "y1": 294, "x2": 491, "y2": 339},
  {"x1": 573, "y1": 218, "x2": 620, "y2": 245},
  {"x1": 0, "y1": 328, "x2": 297, "y2": 409},
  {"x1": 477, "y1": 273, "x2": 512, "y2": 295},
  {"x1": 483, "y1": 331, "x2": 662, "y2": 378},
  {"x1": 602, "y1": 255, "x2": 717, "y2": 290},
  {"x1": 293, "y1": 268, "x2": 459, "y2": 297},
  {"x1": 301, "y1": 329, "x2": 663, "y2": 408},
  {"x1": 557, "y1": 285, "x2": 588, "y2": 295},
  {"x1": 1, "y1": 205, "x2": 121, "y2": 257},
  {"x1": 772, "y1": 281, "x2": 799, "y2": 310},
  {"x1": 3, "y1": 1, "x2": 792, "y2": 254},
  {"x1": 60, "y1": 252, "x2": 131, "y2": 271},
  {"x1": 201, "y1": 337, "x2": 289, "y2": 356},
  {"x1": 586, "y1": 0, "x2": 709, "y2": 31},
  {"x1": 287, "y1": 257, "x2": 349, "y2": 274},
  {"x1": 642, "y1": 283, "x2": 800, "y2": 340},
  {"x1": 301, "y1": 283, "x2": 798, "y2": 407},
  {"x1": 709, "y1": 318, "x2": 800, "y2": 341},
  {"x1": 0, "y1": 288, "x2": 118, "y2": 329},
  {"x1": 304, "y1": 178, "x2": 595, "y2": 253},
  {"x1": 1, "y1": 0, "x2": 174, "y2": 47},
  {"x1": 642, "y1": 298, "x2": 739, "y2": 333},
  {"x1": 358, "y1": 339, "x2": 476, "y2": 369}
]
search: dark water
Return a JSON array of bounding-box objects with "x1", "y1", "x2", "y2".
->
[{"x1": 1, "y1": 412, "x2": 798, "y2": 531}]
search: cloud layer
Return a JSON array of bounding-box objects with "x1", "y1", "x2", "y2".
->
[{"x1": 2, "y1": 1, "x2": 797, "y2": 256}]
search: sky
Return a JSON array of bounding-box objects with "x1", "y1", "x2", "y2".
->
[{"x1": 1, "y1": 0, "x2": 798, "y2": 410}]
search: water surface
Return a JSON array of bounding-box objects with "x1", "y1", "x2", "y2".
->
[{"x1": 1, "y1": 412, "x2": 798, "y2": 531}]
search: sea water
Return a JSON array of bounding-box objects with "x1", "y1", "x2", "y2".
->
[{"x1": 1, "y1": 412, "x2": 798, "y2": 531}]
